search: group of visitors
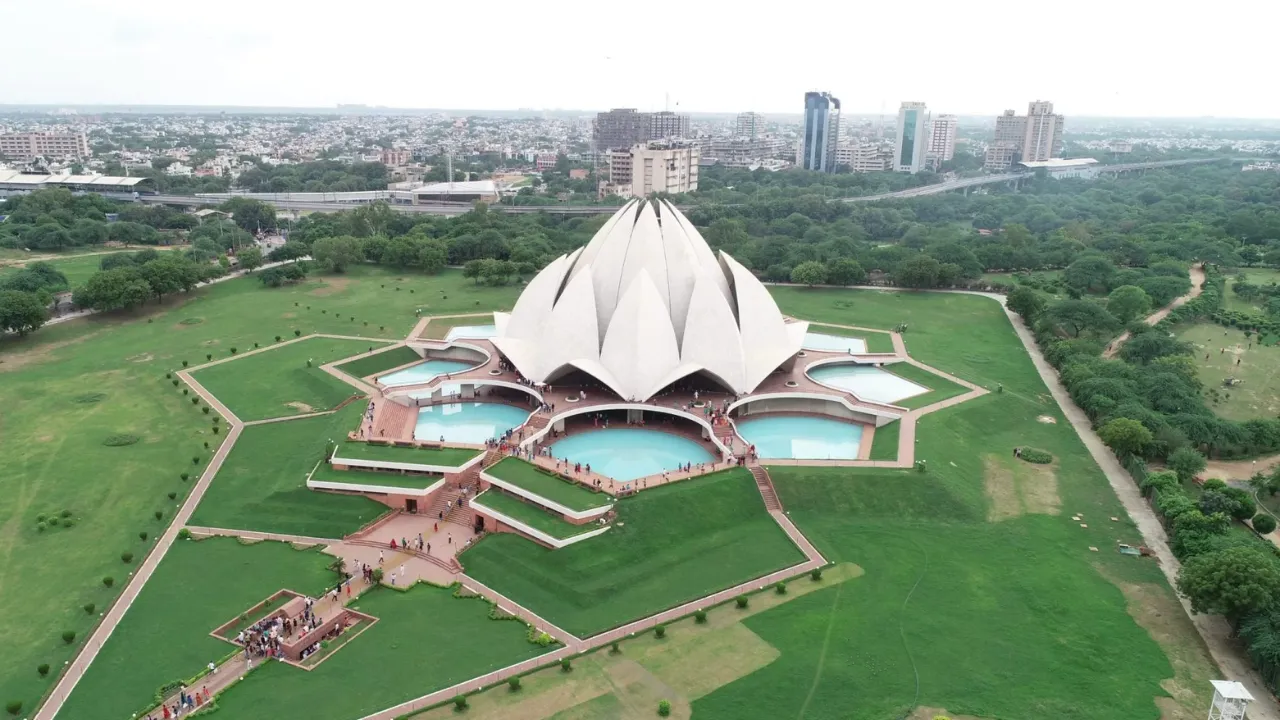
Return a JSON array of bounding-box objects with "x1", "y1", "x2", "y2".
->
[{"x1": 152, "y1": 685, "x2": 211, "y2": 718}]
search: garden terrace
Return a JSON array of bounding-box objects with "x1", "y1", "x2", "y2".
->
[
  {"x1": 309, "y1": 462, "x2": 447, "y2": 492},
  {"x1": 332, "y1": 345, "x2": 420, "y2": 379},
  {"x1": 471, "y1": 489, "x2": 605, "y2": 543},
  {"x1": 331, "y1": 441, "x2": 482, "y2": 471},
  {"x1": 483, "y1": 457, "x2": 613, "y2": 515}
]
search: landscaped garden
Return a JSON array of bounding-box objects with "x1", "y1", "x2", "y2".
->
[
  {"x1": 333, "y1": 439, "x2": 482, "y2": 467},
  {"x1": 191, "y1": 335, "x2": 390, "y2": 421},
  {"x1": 462, "y1": 469, "x2": 806, "y2": 637},
  {"x1": 485, "y1": 457, "x2": 612, "y2": 511},
  {"x1": 880, "y1": 361, "x2": 970, "y2": 409},
  {"x1": 808, "y1": 322, "x2": 896, "y2": 353},
  {"x1": 333, "y1": 345, "x2": 420, "y2": 378},
  {"x1": 472, "y1": 490, "x2": 600, "y2": 540}
]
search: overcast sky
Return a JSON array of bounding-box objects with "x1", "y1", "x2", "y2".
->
[{"x1": 4, "y1": 0, "x2": 1275, "y2": 118}]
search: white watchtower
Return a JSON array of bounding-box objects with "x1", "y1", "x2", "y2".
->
[{"x1": 1208, "y1": 680, "x2": 1253, "y2": 720}]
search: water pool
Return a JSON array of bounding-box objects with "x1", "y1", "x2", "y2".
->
[
  {"x1": 803, "y1": 332, "x2": 868, "y2": 353},
  {"x1": 736, "y1": 415, "x2": 864, "y2": 460},
  {"x1": 445, "y1": 324, "x2": 497, "y2": 341},
  {"x1": 548, "y1": 428, "x2": 714, "y2": 482},
  {"x1": 808, "y1": 364, "x2": 928, "y2": 404},
  {"x1": 379, "y1": 359, "x2": 475, "y2": 387},
  {"x1": 413, "y1": 402, "x2": 528, "y2": 444}
]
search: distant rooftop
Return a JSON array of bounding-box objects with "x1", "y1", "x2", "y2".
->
[
  {"x1": 412, "y1": 180, "x2": 497, "y2": 196},
  {"x1": 1016, "y1": 158, "x2": 1099, "y2": 169},
  {"x1": 0, "y1": 171, "x2": 150, "y2": 187}
]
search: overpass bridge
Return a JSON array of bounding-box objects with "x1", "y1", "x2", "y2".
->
[{"x1": 136, "y1": 157, "x2": 1227, "y2": 217}]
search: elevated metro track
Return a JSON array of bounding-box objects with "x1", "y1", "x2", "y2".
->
[{"x1": 136, "y1": 157, "x2": 1225, "y2": 216}]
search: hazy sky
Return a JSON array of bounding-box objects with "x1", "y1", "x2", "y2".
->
[{"x1": 5, "y1": 0, "x2": 1276, "y2": 118}]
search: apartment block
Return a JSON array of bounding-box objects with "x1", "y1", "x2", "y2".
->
[
  {"x1": 0, "y1": 132, "x2": 91, "y2": 162},
  {"x1": 606, "y1": 142, "x2": 699, "y2": 198}
]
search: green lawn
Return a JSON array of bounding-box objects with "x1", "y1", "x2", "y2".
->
[
  {"x1": 334, "y1": 440, "x2": 481, "y2": 467},
  {"x1": 0, "y1": 248, "x2": 181, "y2": 288},
  {"x1": 885, "y1": 361, "x2": 971, "y2": 409},
  {"x1": 423, "y1": 315, "x2": 491, "y2": 340},
  {"x1": 462, "y1": 469, "x2": 806, "y2": 637},
  {"x1": 486, "y1": 457, "x2": 612, "y2": 511},
  {"x1": 0, "y1": 266, "x2": 521, "y2": 715},
  {"x1": 192, "y1": 336, "x2": 384, "y2": 421},
  {"x1": 808, "y1": 323, "x2": 896, "y2": 353},
  {"x1": 869, "y1": 420, "x2": 900, "y2": 461},
  {"x1": 1175, "y1": 322, "x2": 1280, "y2": 421},
  {"x1": 1224, "y1": 268, "x2": 1280, "y2": 313},
  {"x1": 56, "y1": 538, "x2": 551, "y2": 720},
  {"x1": 473, "y1": 490, "x2": 599, "y2": 540},
  {"x1": 189, "y1": 404, "x2": 386, "y2": 537},
  {"x1": 311, "y1": 461, "x2": 445, "y2": 490},
  {"x1": 333, "y1": 345, "x2": 420, "y2": 378}
]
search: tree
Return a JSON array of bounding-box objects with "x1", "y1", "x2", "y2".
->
[
  {"x1": 417, "y1": 239, "x2": 448, "y2": 274},
  {"x1": 1006, "y1": 286, "x2": 1047, "y2": 322},
  {"x1": 790, "y1": 261, "x2": 828, "y2": 286},
  {"x1": 237, "y1": 246, "x2": 264, "y2": 273},
  {"x1": 0, "y1": 290, "x2": 46, "y2": 336},
  {"x1": 1178, "y1": 545, "x2": 1280, "y2": 624},
  {"x1": 268, "y1": 241, "x2": 309, "y2": 262},
  {"x1": 222, "y1": 198, "x2": 277, "y2": 233},
  {"x1": 1107, "y1": 285, "x2": 1153, "y2": 323},
  {"x1": 1253, "y1": 514, "x2": 1277, "y2": 535},
  {"x1": 825, "y1": 258, "x2": 866, "y2": 286},
  {"x1": 1119, "y1": 331, "x2": 1193, "y2": 365},
  {"x1": 1167, "y1": 446, "x2": 1207, "y2": 483},
  {"x1": 463, "y1": 259, "x2": 485, "y2": 285},
  {"x1": 1042, "y1": 299, "x2": 1120, "y2": 338},
  {"x1": 892, "y1": 255, "x2": 943, "y2": 288},
  {"x1": 1064, "y1": 255, "x2": 1117, "y2": 294},
  {"x1": 310, "y1": 236, "x2": 363, "y2": 273},
  {"x1": 1097, "y1": 417, "x2": 1153, "y2": 456},
  {"x1": 73, "y1": 267, "x2": 152, "y2": 312}
]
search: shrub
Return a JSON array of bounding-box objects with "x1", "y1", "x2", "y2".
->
[
  {"x1": 60, "y1": 509, "x2": 71, "y2": 518},
  {"x1": 206, "y1": 353, "x2": 212, "y2": 361},
  {"x1": 171, "y1": 379, "x2": 179, "y2": 387},
  {"x1": 36, "y1": 522, "x2": 46, "y2": 532},
  {"x1": 47, "y1": 517, "x2": 59, "y2": 527},
  {"x1": 735, "y1": 595, "x2": 749, "y2": 609},
  {"x1": 275, "y1": 335, "x2": 282, "y2": 342},
  {"x1": 167, "y1": 491, "x2": 177, "y2": 500},
  {"x1": 203, "y1": 441, "x2": 210, "y2": 449},
  {"x1": 1254, "y1": 513, "x2": 1278, "y2": 535},
  {"x1": 658, "y1": 700, "x2": 672, "y2": 717},
  {"x1": 182, "y1": 360, "x2": 189, "y2": 367},
  {"x1": 253, "y1": 342, "x2": 259, "y2": 349},
  {"x1": 1203, "y1": 478, "x2": 1227, "y2": 491},
  {"x1": 37, "y1": 663, "x2": 49, "y2": 676},
  {"x1": 6, "y1": 701, "x2": 22, "y2": 716},
  {"x1": 811, "y1": 567, "x2": 824, "y2": 581},
  {"x1": 775, "y1": 581, "x2": 787, "y2": 594},
  {"x1": 139, "y1": 531, "x2": 148, "y2": 541},
  {"x1": 83, "y1": 603, "x2": 94, "y2": 614},
  {"x1": 103, "y1": 434, "x2": 140, "y2": 447},
  {"x1": 121, "y1": 551, "x2": 133, "y2": 563},
  {"x1": 560, "y1": 658, "x2": 572, "y2": 672},
  {"x1": 212, "y1": 415, "x2": 220, "y2": 423},
  {"x1": 154, "y1": 510, "x2": 163, "y2": 520},
  {"x1": 507, "y1": 676, "x2": 521, "y2": 692},
  {"x1": 183, "y1": 388, "x2": 189, "y2": 395},
  {"x1": 212, "y1": 426, "x2": 220, "y2": 435},
  {"x1": 202, "y1": 407, "x2": 210, "y2": 415},
  {"x1": 191, "y1": 397, "x2": 200, "y2": 405},
  {"x1": 694, "y1": 610, "x2": 707, "y2": 624},
  {"x1": 294, "y1": 330, "x2": 301, "y2": 337},
  {"x1": 230, "y1": 347, "x2": 238, "y2": 354},
  {"x1": 61, "y1": 630, "x2": 76, "y2": 644},
  {"x1": 180, "y1": 473, "x2": 189, "y2": 481},
  {"x1": 165, "y1": 372, "x2": 171, "y2": 379},
  {"x1": 372, "y1": 567, "x2": 384, "y2": 582},
  {"x1": 453, "y1": 695, "x2": 467, "y2": 711},
  {"x1": 1017, "y1": 447, "x2": 1054, "y2": 464},
  {"x1": 192, "y1": 456, "x2": 200, "y2": 465},
  {"x1": 654, "y1": 624, "x2": 666, "y2": 639},
  {"x1": 610, "y1": 641, "x2": 621, "y2": 654},
  {"x1": 178, "y1": 529, "x2": 191, "y2": 540},
  {"x1": 62, "y1": 518, "x2": 74, "y2": 528}
]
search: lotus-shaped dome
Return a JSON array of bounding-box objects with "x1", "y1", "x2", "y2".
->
[{"x1": 492, "y1": 198, "x2": 806, "y2": 401}]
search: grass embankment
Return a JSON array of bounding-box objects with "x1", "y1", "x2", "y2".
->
[
  {"x1": 885, "y1": 362, "x2": 971, "y2": 409},
  {"x1": 473, "y1": 490, "x2": 599, "y2": 540},
  {"x1": 486, "y1": 457, "x2": 611, "y2": 511},
  {"x1": 333, "y1": 345, "x2": 420, "y2": 378},
  {"x1": 463, "y1": 469, "x2": 805, "y2": 637},
  {"x1": 192, "y1": 336, "x2": 386, "y2": 421},
  {"x1": 0, "y1": 266, "x2": 520, "y2": 713},
  {"x1": 334, "y1": 440, "x2": 481, "y2": 467},
  {"x1": 809, "y1": 322, "x2": 896, "y2": 353}
]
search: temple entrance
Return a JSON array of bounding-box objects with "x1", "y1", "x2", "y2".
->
[
  {"x1": 405, "y1": 498, "x2": 418, "y2": 514},
  {"x1": 473, "y1": 515, "x2": 485, "y2": 533}
]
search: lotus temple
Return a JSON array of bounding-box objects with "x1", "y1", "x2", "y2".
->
[{"x1": 315, "y1": 198, "x2": 982, "y2": 552}]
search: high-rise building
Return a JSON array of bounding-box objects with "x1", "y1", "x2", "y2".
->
[
  {"x1": 735, "y1": 112, "x2": 766, "y2": 139},
  {"x1": 801, "y1": 92, "x2": 841, "y2": 173},
  {"x1": 0, "y1": 132, "x2": 90, "y2": 162},
  {"x1": 835, "y1": 142, "x2": 891, "y2": 173},
  {"x1": 894, "y1": 102, "x2": 928, "y2": 174},
  {"x1": 1022, "y1": 100, "x2": 1064, "y2": 162},
  {"x1": 927, "y1": 114, "x2": 957, "y2": 162},
  {"x1": 606, "y1": 141, "x2": 699, "y2": 198},
  {"x1": 593, "y1": 109, "x2": 650, "y2": 150},
  {"x1": 648, "y1": 111, "x2": 690, "y2": 141}
]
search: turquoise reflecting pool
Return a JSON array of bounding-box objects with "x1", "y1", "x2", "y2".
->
[
  {"x1": 549, "y1": 428, "x2": 714, "y2": 482},
  {"x1": 808, "y1": 364, "x2": 928, "y2": 404},
  {"x1": 413, "y1": 402, "x2": 528, "y2": 444},
  {"x1": 736, "y1": 415, "x2": 863, "y2": 460},
  {"x1": 380, "y1": 359, "x2": 475, "y2": 387},
  {"x1": 803, "y1": 332, "x2": 867, "y2": 353},
  {"x1": 445, "y1": 324, "x2": 497, "y2": 341}
]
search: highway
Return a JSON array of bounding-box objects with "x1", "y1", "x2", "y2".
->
[{"x1": 139, "y1": 157, "x2": 1226, "y2": 217}]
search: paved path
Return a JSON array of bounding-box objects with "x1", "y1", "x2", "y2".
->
[
  {"x1": 1104, "y1": 264, "x2": 1206, "y2": 359},
  {"x1": 187, "y1": 526, "x2": 340, "y2": 546}
]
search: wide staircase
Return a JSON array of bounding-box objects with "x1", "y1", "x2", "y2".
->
[
  {"x1": 749, "y1": 465, "x2": 782, "y2": 512},
  {"x1": 525, "y1": 413, "x2": 551, "y2": 432},
  {"x1": 371, "y1": 399, "x2": 415, "y2": 439}
]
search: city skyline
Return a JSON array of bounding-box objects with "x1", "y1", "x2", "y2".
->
[{"x1": 4, "y1": 0, "x2": 1277, "y2": 119}]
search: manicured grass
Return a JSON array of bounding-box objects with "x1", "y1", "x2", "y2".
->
[
  {"x1": 57, "y1": 538, "x2": 551, "y2": 720},
  {"x1": 886, "y1": 361, "x2": 971, "y2": 410},
  {"x1": 192, "y1": 336, "x2": 384, "y2": 421},
  {"x1": 486, "y1": 457, "x2": 612, "y2": 510},
  {"x1": 311, "y1": 461, "x2": 445, "y2": 490},
  {"x1": 869, "y1": 420, "x2": 900, "y2": 461},
  {"x1": 809, "y1": 323, "x2": 896, "y2": 353},
  {"x1": 333, "y1": 345, "x2": 420, "y2": 378},
  {"x1": 189, "y1": 404, "x2": 386, "y2": 537},
  {"x1": 0, "y1": 248, "x2": 181, "y2": 288},
  {"x1": 423, "y1": 315, "x2": 491, "y2": 340},
  {"x1": 462, "y1": 469, "x2": 806, "y2": 636},
  {"x1": 334, "y1": 440, "x2": 481, "y2": 467},
  {"x1": 473, "y1": 490, "x2": 598, "y2": 540},
  {"x1": 0, "y1": 266, "x2": 520, "y2": 715},
  {"x1": 1176, "y1": 322, "x2": 1280, "y2": 421}
]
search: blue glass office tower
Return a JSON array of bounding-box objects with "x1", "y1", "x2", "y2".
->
[{"x1": 802, "y1": 92, "x2": 840, "y2": 173}]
